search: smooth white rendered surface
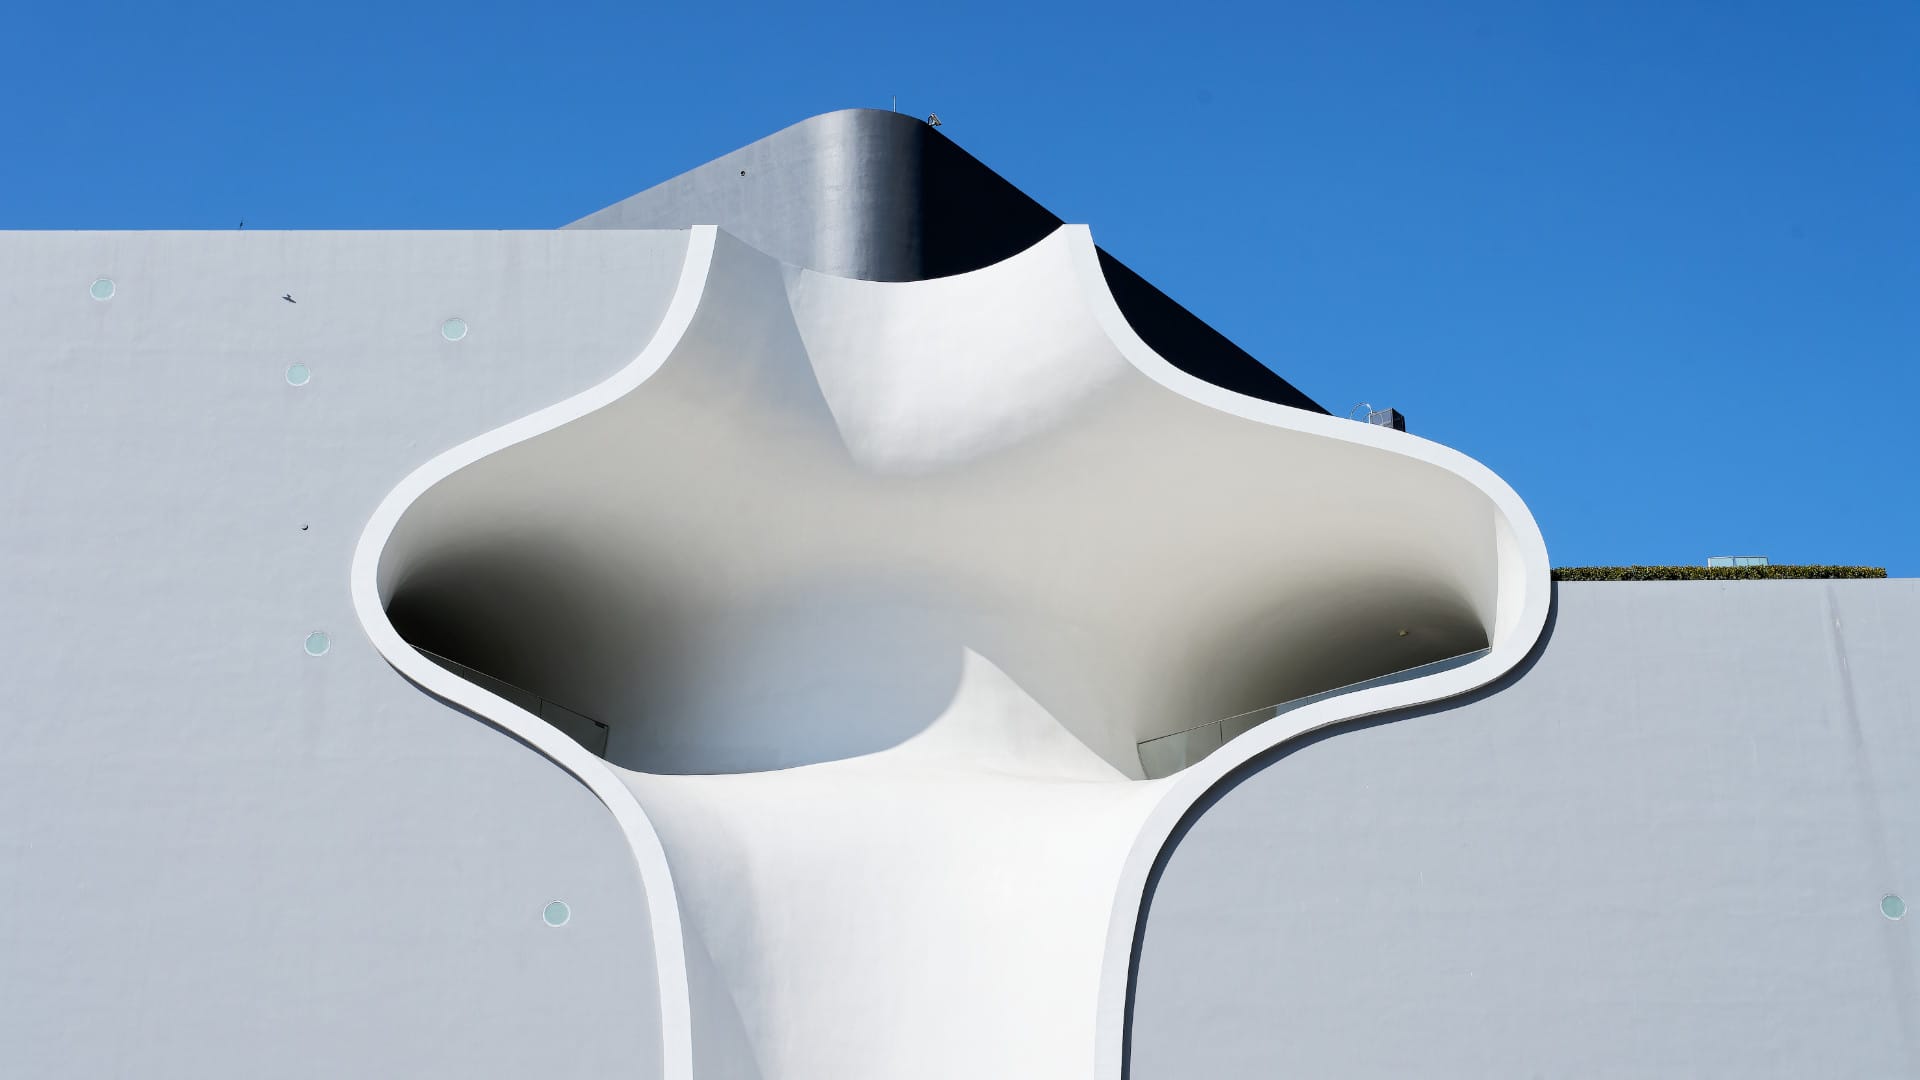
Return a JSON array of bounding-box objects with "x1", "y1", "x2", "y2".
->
[
  {"x1": 0, "y1": 227, "x2": 691, "y2": 1078},
  {"x1": 352, "y1": 232, "x2": 717, "y2": 1080},
  {"x1": 354, "y1": 224, "x2": 1550, "y2": 1078}
]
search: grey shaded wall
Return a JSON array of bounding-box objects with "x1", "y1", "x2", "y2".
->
[
  {"x1": 569, "y1": 108, "x2": 1328, "y2": 415},
  {"x1": 569, "y1": 108, "x2": 1053, "y2": 285},
  {"x1": 0, "y1": 230, "x2": 689, "y2": 1079},
  {"x1": 1131, "y1": 580, "x2": 1920, "y2": 1078}
]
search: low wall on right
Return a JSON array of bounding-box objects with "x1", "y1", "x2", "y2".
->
[{"x1": 1131, "y1": 579, "x2": 1920, "y2": 1078}]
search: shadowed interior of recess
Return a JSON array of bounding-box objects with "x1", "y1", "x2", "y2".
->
[
  {"x1": 387, "y1": 558, "x2": 1486, "y2": 780},
  {"x1": 378, "y1": 225, "x2": 1506, "y2": 782},
  {"x1": 380, "y1": 366, "x2": 1498, "y2": 780}
]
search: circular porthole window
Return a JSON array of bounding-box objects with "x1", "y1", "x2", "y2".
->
[
  {"x1": 1884, "y1": 895, "x2": 1907, "y2": 921},
  {"x1": 286, "y1": 362, "x2": 311, "y2": 387},
  {"x1": 543, "y1": 901, "x2": 571, "y2": 927},
  {"x1": 304, "y1": 631, "x2": 330, "y2": 657},
  {"x1": 441, "y1": 317, "x2": 468, "y2": 342},
  {"x1": 90, "y1": 278, "x2": 116, "y2": 301}
]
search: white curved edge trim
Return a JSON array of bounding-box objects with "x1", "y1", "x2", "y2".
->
[
  {"x1": 1064, "y1": 224, "x2": 1554, "y2": 1078},
  {"x1": 349, "y1": 227, "x2": 720, "y2": 1080}
]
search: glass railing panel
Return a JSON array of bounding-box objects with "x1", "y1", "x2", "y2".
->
[
  {"x1": 540, "y1": 700, "x2": 611, "y2": 756},
  {"x1": 1137, "y1": 648, "x2": 1490, "y2": 779},
  {"x1": 1137, "y1": 722, "x2": 1224, "y2": 779},
  {"x1": 415, "y1": 646, "x2": 612, "y2": 755}
]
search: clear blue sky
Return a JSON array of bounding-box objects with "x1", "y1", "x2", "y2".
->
[{"x1": 6, "y1": 2, "x2": 1914, "y2": 574}]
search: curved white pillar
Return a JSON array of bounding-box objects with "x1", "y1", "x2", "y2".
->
[{"x1": 353, "y1": 224, "x2": 1549, "y2": 1078}]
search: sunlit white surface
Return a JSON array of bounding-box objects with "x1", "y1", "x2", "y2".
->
[{"x1": 354, "y1": 224, "x2": 1549, "y2": 1079}]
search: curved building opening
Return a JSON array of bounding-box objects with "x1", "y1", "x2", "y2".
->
[{"x1": 374, "y1": 228, "x2": 1514, "y2": 780}]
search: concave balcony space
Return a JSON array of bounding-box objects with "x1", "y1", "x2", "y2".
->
[
  {"x1": 385, "y1": 564, "x2": 1486, "y2": 781},
  {"x1": 374, "y1": 228, "x2": 1505, "y2": 782},
  {"x1": 364, "y1": 226, "x2": 1531, "y2": 1079}
]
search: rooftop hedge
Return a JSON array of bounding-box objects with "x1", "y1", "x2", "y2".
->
[{"x1": 1553, "y1": 565, "x2": 1887, "y2": 582}]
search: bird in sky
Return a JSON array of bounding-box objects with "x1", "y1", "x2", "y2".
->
[{"x1": 282, "y1": 294, "x2": 296, "y2": 304}]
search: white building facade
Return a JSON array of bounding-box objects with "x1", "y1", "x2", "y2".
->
[{"x1": 1, "y1": 111, "x2": 1913, "y2": 1079}]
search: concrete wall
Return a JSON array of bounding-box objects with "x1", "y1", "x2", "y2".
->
[
  {"x1": 0, "y1": 230, "x2": 690, "y2": 1079},
  {"x1": 1130, "y1": 580, "x2": 1920, "y2": 1078},
  {"x1": 4, "y1": 226, "x2": 1911, "y2": 1080}
]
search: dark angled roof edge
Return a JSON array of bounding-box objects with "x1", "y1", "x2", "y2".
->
[{"x1": 570, "y1": 109, "x2": 1325, "y2": 414}]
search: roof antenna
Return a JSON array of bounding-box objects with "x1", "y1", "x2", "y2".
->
[
  {"x1": 1349, "y1": 401, "x2": 1407, "y2": 431},
  {"x1": 891, "y1": 95, "x2": 897, "y2": 113}
]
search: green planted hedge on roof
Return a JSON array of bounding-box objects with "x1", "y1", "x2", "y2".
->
[{"x1": 1553, "y1": 565, "x2": 1887, "y2": 582}]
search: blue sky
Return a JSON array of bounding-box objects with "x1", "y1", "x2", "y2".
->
[{"x1": 6, "y1": 2, "x2": 1914, "y2": 573}]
